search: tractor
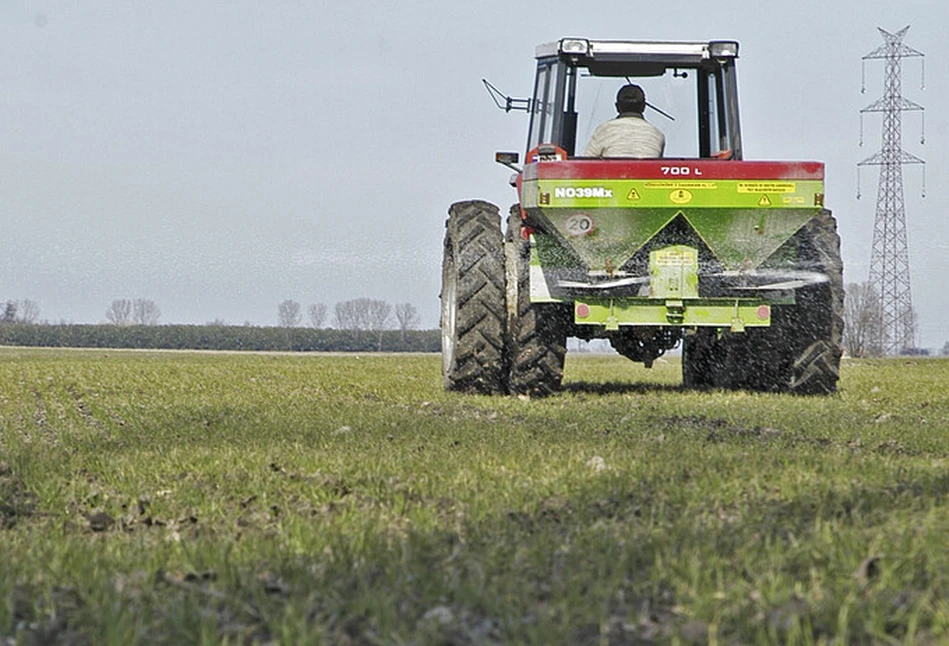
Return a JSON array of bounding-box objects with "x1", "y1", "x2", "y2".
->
[{"x1": 441, "y1": 38, "x2": 843, "y2": 396}]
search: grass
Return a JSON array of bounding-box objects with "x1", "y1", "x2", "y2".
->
[{"x1": 1, "y1": 348, "x2": 949, "y2": 644}]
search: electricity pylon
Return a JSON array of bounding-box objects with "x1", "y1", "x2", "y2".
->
[{"x1": 858, "y1": 25, "x2": 925, "y2": 355}]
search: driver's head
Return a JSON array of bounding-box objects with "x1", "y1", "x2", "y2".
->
[{"x1": 616, "y1": 84, "x2": 646, "y2": 114}]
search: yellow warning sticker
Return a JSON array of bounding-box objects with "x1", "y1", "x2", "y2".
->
[
  {"x1": 758, "y1": 195, "x2": 772, "y2": 206},
  {"x1": 654, "y1": 247, "x2": 698, "y2": 266},
  {"x1": 737, "y1": 182, "x2": 796, "y2": 194},
  {"x1": 670, "y1": 189, "x2": 693, "y2": 205},
  {"x1": 645, "y1": 181, "x2": 718, "y2": 190},
  {"x1": 627, "y1": 188, "x2": 641, "y2": 200}
]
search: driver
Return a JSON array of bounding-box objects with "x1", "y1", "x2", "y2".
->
[{"x1": 583, "y1": 84, "x2": 665, "y2": 158}]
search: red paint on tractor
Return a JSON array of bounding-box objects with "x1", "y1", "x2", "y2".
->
[{"x1": 523, "y1": 159, "x2": 825, "y2": 181}]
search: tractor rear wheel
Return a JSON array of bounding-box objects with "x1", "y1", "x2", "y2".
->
[
  {"x1": 440, "y1": 201, "x2": 508, "y2": 394},
  {"x1": 506, "y1": 207, "x2": 567, "y2": 397},
  {"x1": 705, "y1": 210, "x2": 843, "y2": 394},
  {"x1": 782, "y1": 209, "x2": 844, "y2": 394}
]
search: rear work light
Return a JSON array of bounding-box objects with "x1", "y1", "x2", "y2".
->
[
  {"x1": 559, "y1": 39, "x2": 590, "y2": 56},
  {"x1": 709, "y1": 41, "x2": 739, "y2": 58}
]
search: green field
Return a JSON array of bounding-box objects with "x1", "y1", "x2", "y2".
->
[{"x1": 1, "y1": 348, "x2": 949, "y2": 644}]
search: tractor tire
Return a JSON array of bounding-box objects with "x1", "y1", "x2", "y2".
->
[
  {"x1": 709, "y1": 210, "x2": 844, "y2": 394},
  {"x1": 506, "y1": 207, "x2": 567, "y2": 397},
  {"x1": 784, "y1": 209, "x2": 844, "y2": 394},
  {"x1": 440, "y1": 200, "x2": 508, "y2": 394}
]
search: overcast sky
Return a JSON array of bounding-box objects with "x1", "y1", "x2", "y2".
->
[{"x1": 1, "y1": 0, "x2": 946, "y2": 347}]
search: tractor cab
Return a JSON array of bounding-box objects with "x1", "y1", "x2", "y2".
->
[{"x1": 526, "y1": 38, "x2": 742, "y2": 160}]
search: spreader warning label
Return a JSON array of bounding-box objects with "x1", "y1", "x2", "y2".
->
[
  {"x1": 737, "y1": 182, "x2": 797, "y2": 194},
  {"x1": 653, "y1": 247, "x2": 697, "y2": 266}
]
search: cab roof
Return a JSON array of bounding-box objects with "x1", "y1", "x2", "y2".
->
[{"x1": 535, "y1": 38, "x2": 739, "y2": 75}]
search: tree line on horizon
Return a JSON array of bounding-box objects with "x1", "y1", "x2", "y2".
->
[
  {"x1": 0, "y1": 321, "x2": 439, "y2": 353},
  {"x1": 1, "y1": 297, "x2": 424, "y2": 331},
  {"x1": 277, "y1": 298, "x2": 421, "y2": 352},
  {"x1": 0, "y1": 297, "x2": 436, "y2": 353}
]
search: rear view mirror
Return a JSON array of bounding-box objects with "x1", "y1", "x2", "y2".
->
[{"x1": 495, "y1": 151, "x2": 521, "y2": 172}]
